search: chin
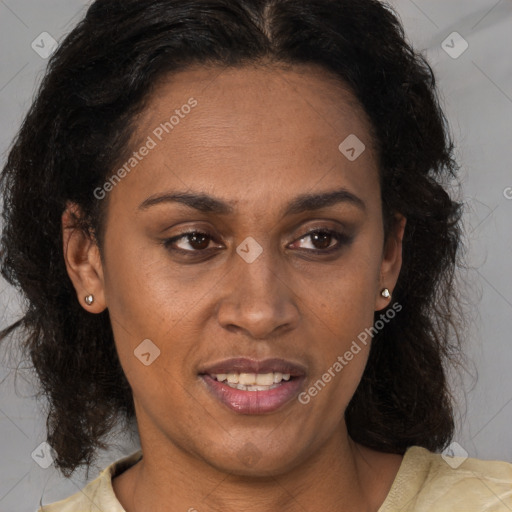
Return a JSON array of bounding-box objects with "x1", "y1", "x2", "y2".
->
[{"x1": 200, "y1": 439, "x2": 306, "y2": 477}]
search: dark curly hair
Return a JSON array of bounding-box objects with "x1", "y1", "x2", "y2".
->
[{"x1": 0, "y1": 0, "x2": 465, "y2": 477}]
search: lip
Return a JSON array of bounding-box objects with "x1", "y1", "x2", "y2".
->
[
  {"x1": 198, "y1": 357, "x2": 307, "y2": 377},
  {"x1": 200, "y1": 374, "x2": 306, "y2": 414},
  {"x1": 198, "y1": 357, "x2": 307, "y2": 414}
]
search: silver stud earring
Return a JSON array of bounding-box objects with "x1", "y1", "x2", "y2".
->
[
  {"x1": 84, "y1": 294, "x2": 94, "y2": 305},
  {"x1": 380, "y1": 288, "x2": 391, "y2": 299}
]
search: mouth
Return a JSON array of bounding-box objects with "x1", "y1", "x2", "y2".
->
[{"x1": 198, "y1": 358, "x2": 307, "y2": 414}]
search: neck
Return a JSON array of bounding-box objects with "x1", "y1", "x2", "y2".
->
[{"x1": 113, "y1": 422, "x2": 402, "y2": 512}]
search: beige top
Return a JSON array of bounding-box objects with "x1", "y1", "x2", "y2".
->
[{"x1": 37, "y1": 446, "x2": 512, "y2": 511}]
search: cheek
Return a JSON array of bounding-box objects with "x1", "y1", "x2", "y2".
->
[
  {"x1": 100, "y1": 241, "x2": 190, "y2": 397},
  {"x1": 298, "y1": 238, "x2": 381, "y2": 392},
  {"x1": 102, "y1": 236, "x2": 215, "y2": 380},
  {"x1": 306, "y1": 243, "x2": 381, "y2": 331},
  {"x1": 102, "y1": 236, "x2": 196, "y2": 333},
  {"x1": 298, "y1": 276, "x2": 376, "y2": 423}
]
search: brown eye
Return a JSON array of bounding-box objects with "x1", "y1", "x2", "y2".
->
[
  {"x1": 289, "y1": 228, "x2": 352, "y2": 254},
  {"x1": 185, "y1": 232, "x2": 210, "y2": 250},
  {"x1": 309, "y1": 231, "x2": 333, "y2": 250},
  {"x1": 164, "y1": 231, "x2": 216, "y2": 252}
]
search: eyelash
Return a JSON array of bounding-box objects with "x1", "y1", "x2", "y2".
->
[{"x1": 162, "y1": 228, "x2": 352, "y2": 257}]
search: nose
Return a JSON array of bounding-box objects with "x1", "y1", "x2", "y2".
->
[{"x1": 216, "y1": 248, "x2": 300, "y2": 340}]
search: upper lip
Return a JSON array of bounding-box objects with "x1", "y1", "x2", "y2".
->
[{"x1": 199, "y1": 357, "x2": 307, "y2": 377}]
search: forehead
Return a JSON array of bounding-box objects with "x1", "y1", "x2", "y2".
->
[
  {"x1": 110, "y1": 62, "x2": 380, "y2": 216},
  {"x1": 139, "y1": 62, "x2": 375, "y2": 149}
]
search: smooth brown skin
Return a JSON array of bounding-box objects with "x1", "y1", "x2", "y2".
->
[{"x1": 63, "y1": 63, "x2": 406, "y2": 512}]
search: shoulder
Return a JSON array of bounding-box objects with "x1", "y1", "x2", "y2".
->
[
  {"x1": 380, "y1": 445, "x2": 512, "y2": 512},
  {"x1": 36, "y1": 450, "x2": 143, "y2": 512}
]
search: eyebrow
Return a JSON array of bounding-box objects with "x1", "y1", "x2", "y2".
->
[{"x1": 138, "y1": 188, "x2": 366, "y2": 216}]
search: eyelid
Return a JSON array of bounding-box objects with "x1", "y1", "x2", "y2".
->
[
  {"x1": 288, "y1": 227, "x2": 352, "y2": 252},
  {"x1": 287, "y1": 217, "x2": 353, "y2": 241},
  {"x1": 163, "y1": 229, "x2": 222, "y2": 251}
]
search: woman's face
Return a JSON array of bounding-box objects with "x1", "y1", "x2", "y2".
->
[{"x1": 66, "y1": 63, "x2": 405, "y2": 475}]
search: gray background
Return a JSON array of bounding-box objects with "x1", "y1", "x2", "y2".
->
[{"x1": 1, "y1": 0, "x2": 511, "y2": 510}]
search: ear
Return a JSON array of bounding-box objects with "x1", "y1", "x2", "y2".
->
[
  {"x1": 62, "y1": 202, "x2": 107, "y2": 313},
  {"x1": 375, "y1": 213, "x2": 406, "y2": 311}
]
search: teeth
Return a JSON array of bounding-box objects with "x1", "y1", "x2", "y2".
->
[
  {"x1": 238, "y1": 373, "x2": 256, "y2": 385},
  {"x1": 226, "y1": 373, "x2": 239, "y2": 384},
  {"x1": 234, "y1": 383, "x2": 279, "y2": 391},
  {"x1": 256, "y1": 373, "x2": 274, "y2": 385},
  {"x1": 212, "y1": 372, "x2": 292, "y2": 386}
]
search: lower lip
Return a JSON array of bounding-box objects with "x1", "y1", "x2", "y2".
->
[{"x1": 200, "y1": 374, "x2": 305, "y2": 414}]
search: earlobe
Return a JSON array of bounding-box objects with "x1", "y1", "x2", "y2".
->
[
  {"x1": 62, "y1": 203, "x2": 107, "y2": 313},
  {"x1": 375, "y1": 213, "x2": 406, "y2": 311}
]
